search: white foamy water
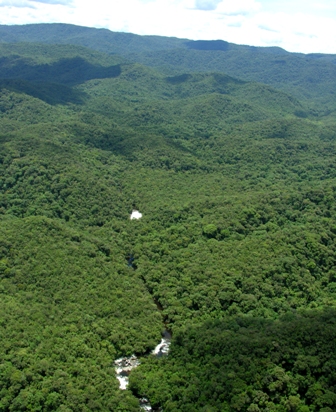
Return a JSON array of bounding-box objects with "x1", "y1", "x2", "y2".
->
[
  {"x1": 140, "y1": 398, "x2": 153, "y2": 411},
  {"x1": 116, "y1": 372, "x2": 129, "y2": 390},
  {"x1": 152, "y1": 331, "x2": 171, "y2": 356},
  {"x1": 130, "y1": 210, "x2": 142, "y2": 220},
  {"x1": 115, "y1": 331, "x2": 171, "y2": 390},
  {"x1": 114, "y1": 355, "x2": 140, "y2": 390}
]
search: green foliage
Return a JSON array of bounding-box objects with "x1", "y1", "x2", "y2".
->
[
  {"x1": 2, "y1": 23, "x2": 336, "y2": 113},
  {"x1": 130, "y1": 310, "x2": 336, "y2": 411},
  {"x1": 0, "y1": 24, "x2": 336, "y2": 411},
  {"x1": 127, "y1": 48, "x2": 336, "y2": 115},
  {"x1": 0, "y1": 216, "x2": 162, "y2": 410}
]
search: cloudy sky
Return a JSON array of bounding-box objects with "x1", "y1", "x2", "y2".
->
[{"x1": 0, "y1": 0, "x2": 336, "y2": 54}]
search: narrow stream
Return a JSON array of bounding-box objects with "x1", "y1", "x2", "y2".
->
[{"x1": 116, "y1": 212, "x2": 167, "y2": 410}]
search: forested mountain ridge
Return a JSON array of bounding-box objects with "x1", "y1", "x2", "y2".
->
[
  {"x1": 1, "y1": 25, "x2": 336, "y2": 411},
  {"x1": 1, "y1": 23, "x2": 336, "y2": 115}
]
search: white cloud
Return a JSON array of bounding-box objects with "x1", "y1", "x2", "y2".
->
[
  {"x1": 32, "y1": 0, "x2": 72, "y2": 4},
  {"x1": 0, "y1": 0, "x2": 335, "y2": 54},
  {"x1": 251, "y1": 11, "x2": 336, "y2": 52},
  {"x1": 194, "y1": 0, "x2": 221, "y2": 11},
  {"x1": 0, "y1": 0, "x2": 71, "y2": 6},
  {"x1": 215, "y1": 0, "x2": 261, "y2": 16},
  {"x1": 0, "y1": 0, "x2": 35, "y2": 7}
]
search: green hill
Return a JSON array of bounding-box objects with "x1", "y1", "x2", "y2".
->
[
  {"x1": 0, "y1": 23, "x2": 185, "y2": 54},
  {"x1": 127, "y1": 48, "x2": 336, "y2": 114},
  {"x1": 1, "y1": 24, "x2": 336, "y2": 114},
  {"x1": 1, "y1": 25, "x2": 336, "y2": 411}
]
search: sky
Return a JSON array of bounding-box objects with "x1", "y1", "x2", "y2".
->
[{"x1": 0, "y1": 0, "x2": 336, "y2": 54}]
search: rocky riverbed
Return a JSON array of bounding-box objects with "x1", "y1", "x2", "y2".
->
[
  {"x1": 114, "y1": 355, "x2": 140, "y2": 390},
  {"x1": 114, "y1": 330, "x2": 171, "y2": 410}
]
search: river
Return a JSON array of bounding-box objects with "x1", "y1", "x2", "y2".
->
[{"x1": 116, "y1": 211, "x2": 168, "y2": 409}]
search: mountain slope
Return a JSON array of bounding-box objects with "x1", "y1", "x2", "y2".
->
[
  {"x1": 0, "y1": 23, "x2": 185, "y2": 54},
  {"x1": 127, "y1": 48, "x2": 336, "y2": 113},
  {"x1": 1, "y1": 23, "x2": 336, "y2": 114}
]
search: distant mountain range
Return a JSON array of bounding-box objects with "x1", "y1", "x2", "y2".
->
[{"x1": 1, "y1": 23, "x2": 336, "y2": 115}]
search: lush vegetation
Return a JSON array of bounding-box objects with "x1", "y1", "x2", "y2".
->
[
  {"x1": 2, "y1": 24, "x2": 336, "y2": 115},
  {"x1": 130, "y1": 310, "x2": 336, "y2": 411},
  {"x1": 1, "y1": 25, "x2": 336, "y2": 411}
]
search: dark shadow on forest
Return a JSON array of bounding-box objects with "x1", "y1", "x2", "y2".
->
[
  {"x1": 166, "y1": 74, "x2": 192, "y2": 85},
  {"x1": 134, "y1": 308, "x2": 336, "y2": 411},
  {"x1": 0, "y1": 79, "x2": 87, "y2": 105},
  {"x1": 184, "y1": 40, "x2": 230, "y2": 51},
  {"x1": 0, "y1": 56, "x2": 121, "y2": 85},
  {"x1": 188, "y1": 307, "x2": 336, "y2": 382}
]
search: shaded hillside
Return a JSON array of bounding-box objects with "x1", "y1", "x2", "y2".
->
[
  {"x1": 0, "y1": 43, "x2": 124, "y2": 85},
  {"x1": 130, "y1": 310, "x2": 336, "y2": 411}
]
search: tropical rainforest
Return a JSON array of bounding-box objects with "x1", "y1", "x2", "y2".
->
[{"x1": 0, "y1": 23, "x2": 336, "y2": 412}]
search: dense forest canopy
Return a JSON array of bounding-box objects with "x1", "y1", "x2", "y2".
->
[{"x1": 0, "y1": 24, "x2": 336, "y2": 411}]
